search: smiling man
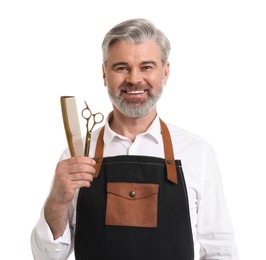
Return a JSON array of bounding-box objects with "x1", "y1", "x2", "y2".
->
[{"x1": 31, "y1": 19, "x2": 238, "y2": 260}]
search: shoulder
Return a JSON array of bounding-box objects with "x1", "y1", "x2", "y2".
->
[
  {"x1": 165, "y1": 122, "x2": 215, "y2": 157},
  {"x1": 166, "y1": 122, "x2": 209, "y2": 146}
]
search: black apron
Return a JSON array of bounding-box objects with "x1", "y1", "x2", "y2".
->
[{"x1": 74, "y1": 120, "x2": 194, "y2": 260}]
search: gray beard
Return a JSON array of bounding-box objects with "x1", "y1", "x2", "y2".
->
[{"x1": 108, "y1": 87, "x2": 163, "y2": 118}]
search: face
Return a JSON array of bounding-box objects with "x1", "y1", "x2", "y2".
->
[{"x1": 102, "y1": 41, "x2": 169, "y2": 118}]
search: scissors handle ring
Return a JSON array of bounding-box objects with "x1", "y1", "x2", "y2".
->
[
  {"x1": 93, "y1": 112, "x2": 104, "y2": 124},
  {"x1": 81, "y1": 107, "x2": 92, "y2": 120}
]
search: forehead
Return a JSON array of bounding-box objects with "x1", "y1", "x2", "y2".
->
[{"x1": 106, "y1": 41, "x2": 162, "y2": 65}]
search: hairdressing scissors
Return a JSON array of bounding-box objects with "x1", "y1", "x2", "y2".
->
[{"x1": 81, "y1": 101, "x2": 104, "y2": 156}]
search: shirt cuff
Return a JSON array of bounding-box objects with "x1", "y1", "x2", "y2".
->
[{"x1": 35, "y1": 208, "x2": 72, "y2": 249}]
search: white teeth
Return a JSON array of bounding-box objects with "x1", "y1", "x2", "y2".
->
[{"x1": 126, "y1": 90, "x2": 145, "y2": 94}]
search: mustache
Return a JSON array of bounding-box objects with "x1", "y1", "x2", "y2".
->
[{"x1": 119, "y1": 84, "x2": 151, "y2": 92}]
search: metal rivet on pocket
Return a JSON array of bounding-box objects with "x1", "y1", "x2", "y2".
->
[{"x1": 129, "y1": 191, "x2": 136, "y2": 198}]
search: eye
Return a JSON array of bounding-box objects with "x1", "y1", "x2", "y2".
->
[
  {"x1": 142, "y1": 65, "x2": 153, "y2": 71},
  {"x1": 116, "y1": 66, "x2": 128, "y2": 72}
]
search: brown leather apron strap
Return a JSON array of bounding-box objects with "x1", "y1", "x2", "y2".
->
[
  {"x1": 159, "y1": 119, "x2": 178, "y2": 184},
  {"x1": 93, "y1": 126, "x2": 105, "y2": 178},
  {"x1": 93, "y1": 119, "x2": 178, "y2": 184}
]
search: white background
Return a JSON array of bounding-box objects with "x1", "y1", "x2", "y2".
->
[{"x1": 0, "y1": 1, "x2": 265, "y2": 259}]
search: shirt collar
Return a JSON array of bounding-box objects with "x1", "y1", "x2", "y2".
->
[{"x1": 103, "y1": 112, "x2": 161, "y2": 145}]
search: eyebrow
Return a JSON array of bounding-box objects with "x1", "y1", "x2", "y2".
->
[
  {"x1": 141, "y1": 61, "x2": 158, "y2": 67},
  {"x1": 112, "y1": 62, "x2": 128, "y2": 69},
  {"x1": 111, "y1": 61, "x2": 158, "y2": 69}
]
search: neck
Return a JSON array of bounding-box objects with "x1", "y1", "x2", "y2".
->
[{"x1": 109, "y1": 108, "x2": 157, "y2": 142}]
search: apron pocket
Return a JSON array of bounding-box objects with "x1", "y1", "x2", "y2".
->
[{"x1": 105, "y1": 182, "x2": 159, "y2": 228}]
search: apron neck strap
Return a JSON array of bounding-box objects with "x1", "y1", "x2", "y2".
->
[
  {"x1": 93, "y1": 118, "x2": 178, "y2": 184},
  {"x1": 93, "y1": 126, "x2": 105, "y2": 178},
  {"x1": 159, "y1": 119, "x2": 178, "y2": 184}
]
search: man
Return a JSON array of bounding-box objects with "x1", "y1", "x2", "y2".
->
[{"x1": 31, "y1": 18, "x2": 238, "y2": 259}]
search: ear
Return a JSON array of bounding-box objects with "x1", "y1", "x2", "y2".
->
[
  {"x1": 163, "y1": 62, "x2": 170, "y2": 85},
  {"x1": 102, "y1": 64, "x2": 107, "y2": 86}
]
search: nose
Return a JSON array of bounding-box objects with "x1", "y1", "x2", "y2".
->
[{"x1": 125, "y1": 69, "x2": 143, "y2": 85}]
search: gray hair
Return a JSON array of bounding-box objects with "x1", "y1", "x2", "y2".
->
[{"x1": 102, "y1": 18, "x2": 170, "y2": 66}]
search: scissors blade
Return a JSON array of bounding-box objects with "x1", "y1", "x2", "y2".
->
[{"x1": 84, "y1": 131, "x2": 92, "y2": 156}]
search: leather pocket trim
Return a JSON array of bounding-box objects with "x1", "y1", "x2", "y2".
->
[{"x1": 105, "y1": 182, "x2": 159, "y2": 228}]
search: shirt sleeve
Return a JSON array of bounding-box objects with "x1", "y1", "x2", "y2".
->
[
  {"x1": 30, "y1": 207, "x2": 74, "y2": 260},
  {"x1": 196, "y1": 144, "x2": 239, "y2": 259},
  {"x1": 31, "y1": 150, "x2": 74, "y2": 260}
]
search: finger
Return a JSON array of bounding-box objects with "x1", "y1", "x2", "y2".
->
[
  {"x1": 70, "y1": 172, "x2": 94, "y2": 182},
  {"x1": 71, "y1": 180, "x2": 93, "y2": 189},
  {"x1": 64, "y1": 156, "x2": 96, "y2": 166},
  {"x1": 65, "y1": 163, "x2": 96, "y2": 175},
  {"x1": 56, "y1": 157, "x2": 96, "y2": 175}
]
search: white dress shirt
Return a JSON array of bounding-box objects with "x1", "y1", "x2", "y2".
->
[{"x1": 31, "y1": 115, "x2": 238, "y2": 259}]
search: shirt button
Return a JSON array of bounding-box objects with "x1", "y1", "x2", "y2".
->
[{"x1": 129, "y1": 191, "x2": 136, "y2": 198}]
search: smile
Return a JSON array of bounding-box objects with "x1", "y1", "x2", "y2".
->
[{"x1": 126, "y1": 90, "x2": 145, "y2": 95}]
